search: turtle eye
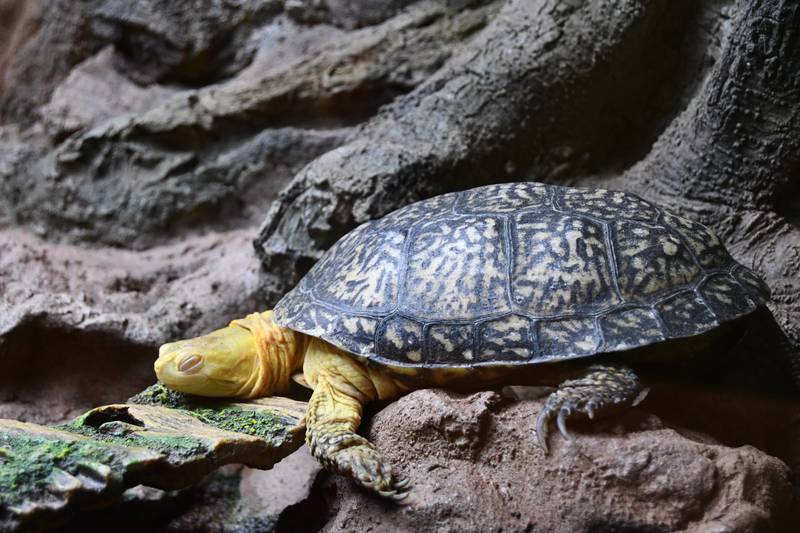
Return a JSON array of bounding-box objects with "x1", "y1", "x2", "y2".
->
[{"x1": 178, "y1": 354, "x2": 204, "y2": 374}]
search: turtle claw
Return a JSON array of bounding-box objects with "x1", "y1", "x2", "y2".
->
[
  {"x1": 391, "y1": 491, "x2": 411, "y2": 503},
  {"x1": 534, "y1": 365, "x2": 645, "y2": 453},
  {"x1": 534, "y1": 407, "x2": 553, "y2": 454},
  {"x1": 377, "y1": 480, "x2": 412, "y2": 504},
  {"x1": 394, "y1": 477, "x2": 411, "y2": 489},
  {"x1": 308, "y1": 424, "x2": 412, "y2": 503},
  {"x1": 556, "y1": 406, "x2": 572, "y2": 440},
  {"x1": 338, "y1": 444, "x2": 411, "y2": 502},
  {"x1": 387, "y1": 476, "x2": 412, "y2": 503},
  {"x1": 535, "y1": 400, "x2": 576, "y2": 454},
  {"x1": 586, "y1": 400, "x2": 597, "y2": 420}
]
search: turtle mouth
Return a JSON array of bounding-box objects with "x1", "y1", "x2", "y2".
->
[{"x1": 177, "y1": 354, "x2": 204, "y2": 374}]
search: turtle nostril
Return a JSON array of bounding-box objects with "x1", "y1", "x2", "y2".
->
[{"x1": 178, "y1": 354, "x2": 204, "y2": 374}]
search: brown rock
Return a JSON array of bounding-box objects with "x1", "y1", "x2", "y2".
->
[
  {"x1": 0, "y1": 393, "x2": 308, "y2": 531},
  {"x1": 239, "y1": 447, "x2": 322, "y2": 520},
  {"x1": 0, "y1": 0, "x2": 106, "y2": 126},
  {"x1": 162, "y1": 447, "x2": 322, "y2": 532},
  {"x1": 321, "y1": 389, "x2": 794, "y2": 533}
]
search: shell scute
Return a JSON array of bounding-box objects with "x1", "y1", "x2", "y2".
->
[
  {"x1": 274, "y1": 299, "x2": 338, "y2": 340},
  {"x1": 662, "y1": 211, "x2": 730, "y2": 268},
  {"x1": 477, "y1": 315, "x2": 532, "y2": 361},
  {"x1": 655, "y1": 291, "x2": 718, "y2": 338},
  {"x1": 511, "y1": 212, "x2": 620, "y2": 316},
  {"x1": 457, "y1": 182, "x2": 549, "y2": 214},
  {"x1": 303, "y1": 224, "x2": 405, "y2": 312},
  {"x1": 401, "y1": 216, "x2": 509, "y2": 320},
  {"x1": 371, "y1": 191, "x2": 458, "y2": 231},
  {"x1": 733, "y1": 265, "x2": 771, "y2": 300},
  {"x1": 613, "y1": 220, "x2": 701, "y2": 303},
  {"x1": 601, "y1": 307, "x2": 664, "y2": 351},
  {"x1": 274, "y1": 182, "x2": 769, "y2": 368},
  {"x1": 537, "y1": 317, "x2": 600, "y2": 359},
  {"x1": 557, "y1": 188, "x2": 658, "y2": 222},
  {"x1": 427, "y1": 323, "x2": 475, "y2": 362},
  {"x1": 375, "y1": 316, "x2": 424, "y2": 363},
  {"x1": 700, "y1": 274, "x2": 758, "y2": 318},
  {"x1": 336, "y1": 316, "x2": 379, "y2": 356}
]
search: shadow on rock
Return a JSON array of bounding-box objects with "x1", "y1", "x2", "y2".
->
[{"x1": 0, "y1": 320, "x2": 155, "y2": 424}]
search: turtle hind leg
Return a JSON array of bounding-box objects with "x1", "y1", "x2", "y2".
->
[{"x1": 535, "y1": 364, "x2": 648, "y2": 453}]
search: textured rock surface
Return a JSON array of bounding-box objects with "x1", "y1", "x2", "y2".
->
[
  {"x1": 318, "y1": 389, "x2": 796, "y2": 533},
  {"x1": 3, "y1": 1, "x2": 494, "y2": 249},
  {"x1": 1, "y1": 0, "x2": 799, "y2": 530},
  {"x1": 163, "y1": 447, "x2": 322, "y2": 532},
  {"x1": 0, "y1": 385, "x2": 307, "y2": 532},
  {"x1": 0, "y1": 228, "x2": 263, "y2": 424}
]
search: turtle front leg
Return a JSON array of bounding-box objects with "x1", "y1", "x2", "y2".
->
[
  {"x1": 305, "y1": 379, "x2": 409, "y2": 501},
  {"x1": 302, "y1": 338, "x2": 409, "y2": 500},
  {"x1": 535, "y1": 364, "x2": 648, "y2": 453}
]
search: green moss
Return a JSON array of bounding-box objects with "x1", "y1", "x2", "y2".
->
[
  {"x1": 127, "y1": 383, "x2": 291, "y2": 440},
  {"x1": 0, "y1": 431, "x2": 123, "y2": 506},
  {"x1": 188, "y1": 406, "x2": 287, "y2": 440},
  {"x1": 58, "y1": 420, "x2": 207, "y2": 460},
  {"x1": 128, "y1": 383, "x2": 190, "y2": 409},
  {"x1": 0, "y1": 422, "x2": 210, "y2": 508},
  {"x1": 1, "y1": 384, "x2": 301, "y2": 519}
]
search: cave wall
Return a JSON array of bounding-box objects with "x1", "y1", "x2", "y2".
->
[{"x1": 1, "y1": 0, "x2": 798, "y2": 531}]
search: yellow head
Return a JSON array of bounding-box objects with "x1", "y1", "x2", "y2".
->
[{"x1": 154, "y1": 312, "x2": 303, "y2": 398}]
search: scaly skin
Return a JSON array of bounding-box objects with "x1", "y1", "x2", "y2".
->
[
  {"x1": 155, "y1": 311, "x2": 649, "y2": 498},
  {"x1": 302, "y1": 338, "x2": 409, "y2": 500},
  {"x1": 155, "y1": 311, "x2": 410, "y2": 500},
  {"x1": 535, "y1": 364, "x2": 648, "y2": 453},
  {"x1": 154, "y1": 311, "x2": 304, "y2": 398}
]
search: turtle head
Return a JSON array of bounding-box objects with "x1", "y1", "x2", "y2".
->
[
  {"x1": 155, "y1": 323, "x2": 262, "y2": 397},
  {"x1": 154, "y1": 312, "x2": 304, "y2": 398}
]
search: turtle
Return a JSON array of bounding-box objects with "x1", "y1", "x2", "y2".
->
[{"x1": 154, "y1": 181, "x2": 772, "y2": 501}]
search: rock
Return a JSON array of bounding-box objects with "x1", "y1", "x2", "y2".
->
[
  {"x1": 9, "y1": 2, "x2": 490, "y2": 250},
  {"x1": 0, "y1": 0, "x2": 34, "y2": 102},
  {"x1": 0, "y1": 385, "x2": 307, "y2": 532},
  {"x1": 320, "y1": 389, "x2": 795, "y2": 533},
  {"x1": 40, "y1": 47, "x2": 179, "y2": 140},
  {"x1": 285, "y1": 0, "x2": 419, "y2": 29},
  {"x1": 0, "y1": 0, "x2": 106, "y2": 126},
  {"x1": 89, "y1": 0, "x2": 282, "y2": 85},
  {"x1": 159, "y1": 447, "x2": 322, "y2": 532},
  {"x1": 0, "y1": 228, "x2": 267, "y2": 424},
  {"x1": 239, "y1": 447, "x2": 321, "y2": 519}
]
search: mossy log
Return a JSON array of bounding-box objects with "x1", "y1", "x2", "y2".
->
[{"x1": 0, "y1": 384, "x2": 307, "y2": 532}]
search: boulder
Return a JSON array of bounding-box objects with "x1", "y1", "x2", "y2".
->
[{"x1": 319, "y1": 389, "x2": 795, "y2": 533}]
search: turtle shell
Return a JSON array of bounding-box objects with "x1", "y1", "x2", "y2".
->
[{"x1": 274, "y1": 183, "x2": 770, "y2": 368}]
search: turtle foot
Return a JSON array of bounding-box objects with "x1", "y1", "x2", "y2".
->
[
  {"x1": 535, "y1": 364, "x2": 648, "y2": 453},
  {"x1": 327, "y1": 435, "x2": 411, "y2": 502},
  {"x1": 309, "y1": 427, "x2": 410, "y2": 502}
]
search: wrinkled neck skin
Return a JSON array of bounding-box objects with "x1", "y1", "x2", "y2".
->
[
  {"x1": 235, "y1": 313, "x2": 405, "y2": 402},
  {"x1": 230, "y1": 311, "x2": 307, "y2": 398},
  {"x1": 155, "y1": 310, "x2": 407, "y2": 402}
]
